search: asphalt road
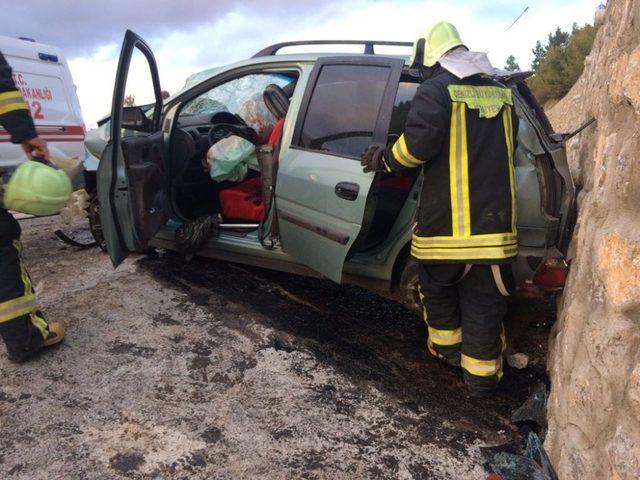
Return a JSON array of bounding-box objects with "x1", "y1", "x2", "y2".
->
[{"x1": 0, "y1": 216, "x2": 554, "y2": 479}]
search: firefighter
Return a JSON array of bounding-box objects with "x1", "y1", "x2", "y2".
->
[
  {"x1": 361, "y1": 22, "x2": 519, "y2": 397},
  {"x1": 0, "y1": 51, "x2": 71, "y2": 362}
]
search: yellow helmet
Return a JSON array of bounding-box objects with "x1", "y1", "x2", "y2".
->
[
  {"x1": 411, "y1": 21, "x2": 466, "y2": 68},
  {"x1": 3, "y1": 161, "x2": 72, "y2": 216}
]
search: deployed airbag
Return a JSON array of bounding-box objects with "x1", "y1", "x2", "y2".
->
[{"x1": 207, "y1": 135, "x2": 256, "y2": 182}]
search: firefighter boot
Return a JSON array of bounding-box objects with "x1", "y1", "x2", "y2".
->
[
  {"x1": 43, "y1": 321, "x2": 65, "y2": 348},
  {"x1": 3, "y1": 318, "x2": 64, "y2": 362},
  {"x1": 419, "y1": 264, "x2": 465, "y2": 367}
]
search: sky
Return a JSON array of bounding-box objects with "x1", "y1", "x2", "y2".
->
[{"x1": 1, "y1": 0, "x2": 601, "y2": 127}]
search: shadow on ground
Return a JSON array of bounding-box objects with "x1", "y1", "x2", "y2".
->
[{"x1": 139, "y1": 251, "x2": 554, "y2": 452}]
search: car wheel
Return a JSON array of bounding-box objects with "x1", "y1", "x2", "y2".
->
[
  {"x1": 88, "y1": 197, "x2": 107, "y2": 252},
  {"x1": 397, "y1": 257, "x2": 422, "y2": 313}
]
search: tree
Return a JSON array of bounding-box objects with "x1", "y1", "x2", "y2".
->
[
  {"x1": 504, "y1": 55, "x2": 521, "y2": 72},
  {"x1": 560, "y1": 24, "x2": 598, "y2": 88},
  {"x1": 531, "y1": 41, "x2": 546, "y2": 72},
  {"x1": 547, "y1": 27, "x2": 570, "y2": 48},
  {"x1": 529, "y1": 24, "x2": 598, "y2": 103}
]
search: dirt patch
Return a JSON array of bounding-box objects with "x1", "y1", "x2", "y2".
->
[
  {"x1": 0, "y1": 216, "x2": 552, "y2": 479},
  {"x1": 109, "y1": 453, "x2": 145, "y2": 474}
]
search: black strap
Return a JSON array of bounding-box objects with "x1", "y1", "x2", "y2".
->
[
  {"x1": 256, "y1": 144, "x2": 279, "y2": 248},
  {"x1": 411, "y1": 38, "x2": 426, "y2": 69}
]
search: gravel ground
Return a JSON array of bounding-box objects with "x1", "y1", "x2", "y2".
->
[{"x1": 0, "y1": 216, "x2": 554, "y2": 479}]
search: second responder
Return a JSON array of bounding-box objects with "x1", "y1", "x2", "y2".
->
[
  {"x1": 0, "y1": 51, "x2": 71, "y2": 362},
  {"x1": 361, "y1": 22, "x2": 519, "y2": 397}
]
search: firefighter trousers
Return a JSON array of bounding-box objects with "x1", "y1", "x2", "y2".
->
[
  {"x1": 0, "y1": 208, "x2": 49, "y2": 361},
  {"x1": 418, "y1": 263, "x2": 513, "y2": 395}
]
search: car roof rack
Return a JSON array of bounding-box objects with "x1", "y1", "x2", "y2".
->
[{"x1": 252, "y1": 40, "x2": 413, "y2": 58}]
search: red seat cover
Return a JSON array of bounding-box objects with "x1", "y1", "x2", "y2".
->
[
  {"x1": 220, "y1": 119, "x2": 283, "y2": 222},
  {"x1": 219, "y1": 177, "x2": 264, "y2": 221},
  {"x1": 268, "y1": 118, "x2": 285, "y2": 146}
]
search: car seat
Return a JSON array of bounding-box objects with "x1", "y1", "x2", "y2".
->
[
  {"x1": 217, "y1": 84, "x2": 292, "y2": 224},
  {"x1": 262, "y1": 84, "x2": 289, "y2": 152},
  {"x1": 218, "y1": 176, "x2": 264, "y2": 222},
  {"x1": 263, "y1": 84, "x2": 290, "y2": 120}
]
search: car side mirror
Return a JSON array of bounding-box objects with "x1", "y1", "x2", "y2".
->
[{"x1": 121, "y1": 106, "x2": 153, "y2": 132}]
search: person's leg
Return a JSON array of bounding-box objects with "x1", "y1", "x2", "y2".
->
[
  {"x1": 458, "y1": 264, "x2": 509, "y2": 396},
  {"x1": 418, "y1": 264, "x2": 465, "y2": 367},
  {"x1": 0, "y1": 209, "x2": 49, "y2": 361}
]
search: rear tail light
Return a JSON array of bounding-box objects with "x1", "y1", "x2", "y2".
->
[{"x1": 533, "y1": 256, "x2": 569, "y2": 292}]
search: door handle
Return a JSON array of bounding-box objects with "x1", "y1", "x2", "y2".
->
[{"x1": 335, "y1": 182, "x2": 360, "y2": 201}]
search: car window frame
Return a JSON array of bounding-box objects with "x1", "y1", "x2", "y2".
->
[{"x1": 290, "y1": 56, "x2": 405, "y2": 161}]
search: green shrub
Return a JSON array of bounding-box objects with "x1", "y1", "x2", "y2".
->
[{"x1": 528, "y1": 24, "x2": 597, "y2": 103}]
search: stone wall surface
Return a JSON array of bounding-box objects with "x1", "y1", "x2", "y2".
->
[{"x1": 546, "y1": 0, "x2": 640, "y2": 478}]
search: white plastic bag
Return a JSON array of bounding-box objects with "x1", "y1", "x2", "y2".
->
[
  {"x1": 238, "y1": 96, "x2": 276, "y2": 144},
  {"x1": 207, "y1": 135, "x2": 256, "y2": 182},
  {"x1": 49, "y1": 155, "x2": 84, "y2": 190}
]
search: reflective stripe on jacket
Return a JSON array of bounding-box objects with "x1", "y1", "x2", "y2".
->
[
  {"x1": 388, "y1": 67, "x2": 519, "y2": 264},
  {"x1": 0, "y1": 51, "x2": 37, "y2": 144}
]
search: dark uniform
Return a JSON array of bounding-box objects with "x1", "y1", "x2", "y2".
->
[
  {"x1": 0, "y1": 52, "x2": 51, "y2": 361},
  {"x1": 387, "y1": 66, "x2": 519, "y2": 395}
]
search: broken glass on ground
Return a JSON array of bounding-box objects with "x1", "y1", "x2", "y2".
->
[
  {"x1": 511, "y1": 381, "x2": 548, "y2": 436},
  {"x1": 482, "y1": 433, "x2": 557, "y2": 480},
  {"x1": 481, "y1": 382, "x2": 557, "y2": 479}
]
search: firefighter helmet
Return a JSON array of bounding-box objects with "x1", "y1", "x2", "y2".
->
[
  {"x1": 3, "y1": 160, "x2": 72, "y2": 216},
  {"x1": 412, "y1": 21, "x2": 466, "y2": 68}
]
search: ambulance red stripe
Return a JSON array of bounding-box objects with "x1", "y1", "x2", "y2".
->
[{"x1": 0, "y1": 124, "x2": 85, "y2": 142}]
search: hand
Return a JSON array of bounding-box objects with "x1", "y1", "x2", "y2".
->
[
  {"x1": 21, "y1": 136, "x2": 50, "y2": 160},
  {"x1": 201, "y1": 157, "x2": 211, "y2": 174},
  {"x1": 361, "y1": 144, "x2": 389, "y2": 173}
]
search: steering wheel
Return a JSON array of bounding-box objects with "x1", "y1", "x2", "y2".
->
[
  {"x1": 207, "y1": 122, "x2": 260, "y2": 147},
  {"x1": 208, "y1": 123, "x2": 236, "y2": 147}
]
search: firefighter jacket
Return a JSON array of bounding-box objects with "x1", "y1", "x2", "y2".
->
[
  {"x1": 388, "y1": 67, "x2": 519, "y2": 264},
  {"x1": 0, "y1": 52, "x2": 37, "y2": 144}
]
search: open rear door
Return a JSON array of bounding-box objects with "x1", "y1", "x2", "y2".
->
[
  {"x1": 276, "y1": 56, "x2": 403, "y2": 282},
  {"x1": 97, "y1": 30, "x2": 168, "y2": 267}
]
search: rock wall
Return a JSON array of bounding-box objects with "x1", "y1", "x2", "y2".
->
[{"x1": 545, "y1": 0, "x2": 640, "y2": 478}]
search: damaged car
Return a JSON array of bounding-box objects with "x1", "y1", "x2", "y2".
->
[{"x1": 96, "y1": 30, "x2": 576, "y2": 311}]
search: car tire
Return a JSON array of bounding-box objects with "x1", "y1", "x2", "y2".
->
[{"x1": 397, "y1": 257, "x2": 422, "y2": 313}]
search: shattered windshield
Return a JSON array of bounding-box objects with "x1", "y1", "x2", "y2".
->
[{"x1": 180, "y1": 73, "x2": 295, "y2": 117}]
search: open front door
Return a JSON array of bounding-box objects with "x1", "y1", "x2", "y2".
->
[
  {"x1": 277, "y1": 56, "x2": 403, "y2": 282},
  {"x1": 97, "y1": 30, "x2": 168, "y2": 267}
]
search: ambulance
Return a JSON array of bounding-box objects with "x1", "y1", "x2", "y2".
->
[{"x1": 0, "y1": 35, "x2": 97, "y2": 179}]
